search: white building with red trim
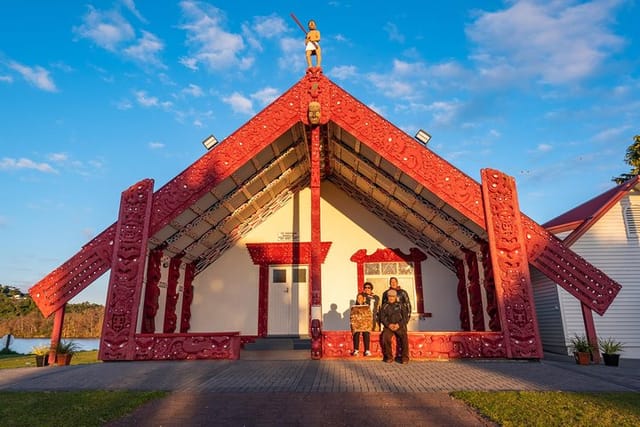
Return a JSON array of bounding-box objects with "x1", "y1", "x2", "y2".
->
[{"x1": 534, "y1": 176, "x2": 640, "y2": 359}]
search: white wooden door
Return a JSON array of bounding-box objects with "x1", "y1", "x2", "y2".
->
[{"x1": 268, "y1": 265, "x2": 309, "y2": 336}]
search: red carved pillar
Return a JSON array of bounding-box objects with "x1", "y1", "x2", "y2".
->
[
  {"x1": 163, "y1": 256, "x2": 182, "y2": 333},
  {"x1": 257, "y1": 264, "x2": 269, "y2": 337},
  {"x1": 455, "y1": 259, "x2": 470, "y2": 331},
  {"x1": 481, "y1": 242, "x2": 501, "y2": 331},
  {"x1": 481, "y1": 169, "x2": 542, "y2": 359},
  {"x1": 141, "y1": 249, "x2": 162, "y2": 333},
  {"x1": 180, "y1": 262, "x2": 195, "y2": 333},
  {"x1": 309, "y1": 123, "x2": 322, "y2": 359},
  {"x1": 48, "y1": 305, "x2": 65, "y2": 365},
  {"x1": 99, "y1": 179, "x2": 154, "y2": 361},
  {"x1": 465, "y1": 249, "x2": 484, "y2": 331},
  {"x1": 581, "y1": 303, "x2": 601, "y2": 364}
]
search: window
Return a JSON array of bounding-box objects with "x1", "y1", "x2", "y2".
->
[{"x1": 622, "y1": 196, "x2": 640, "y2": 239}]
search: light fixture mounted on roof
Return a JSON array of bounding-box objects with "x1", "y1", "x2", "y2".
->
[
  {"x1": 415, "y1": 129, "x2": 431, "y2": 145},
  {"x1": 202, "y1": 134, "x2": 218, "y2": 150}
]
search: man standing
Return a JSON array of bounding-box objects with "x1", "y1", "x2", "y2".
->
[
  {"x1": 382, "y1": 277, "x2": 411, "y2": 313},
  {"x1": 380, "y1": 289, "x2": 409, "y2": 364}
]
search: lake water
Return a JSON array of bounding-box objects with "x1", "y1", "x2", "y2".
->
[{"x1": 1, "y1": 335, "x2": 100, "y2": 355}]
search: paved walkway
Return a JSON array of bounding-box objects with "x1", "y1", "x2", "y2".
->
[{"x1": 1, "y1": 352, "x2": 638, "y2": 426}]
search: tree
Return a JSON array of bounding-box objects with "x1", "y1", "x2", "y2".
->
[{"x1": 613, "y1": 135, "x2": 640, "y2": 184}]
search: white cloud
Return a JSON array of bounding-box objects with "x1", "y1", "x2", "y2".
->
[
  {"x1": 252, "y1": 14, "x2": 288, "y2": 39},
  {"x1": 182, "y1": 83, "x2": 204, "y2": 97},
  {"x1": 121, "y1": 0, "x2": 146, "y2": 23},
  {"x1": 48, "y1": 153, "x2": 69, "y2": 162},
  {"x1": 179, "y1": 56, "x2": 199, "y2": 70},
  {"x1": 134, "y1": 90, "x2": 173, "y2": 110},
  {"x1": 330, "y1": 65, "x2": 357, "y2": 80},
  {"x1": 115, "y1": 99, "x2": 133, "y2": 110},
  {"x1": 0, "y1": 75, "x2": 13, "y2": 83},
  {"x1": 466, "y1": 1, "x2": 624, "y2": 85},
  {"x1": 123, "y1": 30, "x2": 166, "y2": 68},
  {"x1": 223, "y1": 92, "x2": 253, "y2": 114},
  {"x1": 0, "y1": 157, "x2": 57, "y2": 173},
  {"x1": 148, "y1": 141, "x2": 165, "y2": 149},
  {"x1": 7, "y1": 61, "x2": 57, "y2": 92},
  {"x1": 592, "y1": 125, "x2": 631, "y2": 143},
  {"x1": 179, "y1": 1, "x2": 250, "y2": 71},
  {"x1": 73, "y1": 5, "x2": 135, "y2": 51},
  {"x1": 384, "y1": 22, "x2": 405, "y2": 43},
  {"x1": 251, "y1": 87, "x2": 278, "y2": 106},
  {"x1": 537, "y1": 143, "x2": 553, "y2": 152}
]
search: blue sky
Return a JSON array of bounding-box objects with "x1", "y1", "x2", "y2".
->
[{"x1": 1, "y1": 1, "x2": 639, "y2": 304}]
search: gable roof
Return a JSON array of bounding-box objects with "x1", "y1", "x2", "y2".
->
[
  {"x1": 544, "y1": 175, "x2": 640, "y2": 245},
  {"x1": 29, "y1": 70, "x2": 621, "y2": 318}
]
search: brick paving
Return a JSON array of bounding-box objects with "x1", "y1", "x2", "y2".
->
[{"x1": 1, "y1": 353, "x2": 638, "y2": 426}]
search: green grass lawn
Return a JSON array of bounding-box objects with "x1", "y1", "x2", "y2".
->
[
  {"x1": 453, "y1": 391, "x2": 640, "y2": 427},
  {"x1": 0, "y1": 350, "x2": 100, "y2": 369},
  {"x1": 0, "y1": 391, "x2": 167, "y2": 427}
]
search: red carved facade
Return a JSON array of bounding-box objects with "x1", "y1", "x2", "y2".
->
[
  {"x1": 141, "y1": 249, "x2": 162, "y2": 333},
  {"x1": 30, "y1": 68, "x2": 623, "y2": 362}
]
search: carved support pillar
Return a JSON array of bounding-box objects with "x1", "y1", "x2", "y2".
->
[
  {"x1": 465, "y1": 249, "x2": 484, "y2": 331},
  {"x1": 48, "y1": 305, "x2": 65, "y2": 365},
  {"x1": 141, "y1": 249, "x2": 162, "y2": 333},
  {"x1": 455, "y1": 259, "x2": 470, "y2": 331},
  {"x1": 481, "y1": 242, "x2": 501, "y2": 331},
  {"x1": 99, "y1": 179, "x2": 154, "y2": 361},
  {"x1": 257, "y1": 264, "x2": 269, "y2": 337},
  {"x1": 309, "y1": 124, "x2": 322, "y2": 359},
  {"x1": 481, "y1": 169, "x2": 542, "y2": 358},
  {"x1": 163, "y1": 256, "x2": 182, "y2": 333},
  {"x1": 581, "y1": 303, "x2": 601, "y2": 364},
  {"x1": 180, "y1": 262, "x2": 195, "y2": 333}
]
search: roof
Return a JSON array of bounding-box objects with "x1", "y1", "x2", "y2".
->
[
  {"x1": 544, "y1": 175, "x2": 640, "y2": 245},
  {"x1": 29, "y1": 69, "x2": 622, "y2": 318}
]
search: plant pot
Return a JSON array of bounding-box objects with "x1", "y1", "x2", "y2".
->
[
  {"x1": 602, "y1": 353, "x2": 620, "y2": 367},
  {"x1": 35, "y1": 355, "x2": 49, "y2": 367},
  {"x1": 574, "y1": 351, "x2": 590, "y2": 365},
  {"x1": 56, "y1": 354, "x2": 73, "y2": 366}
]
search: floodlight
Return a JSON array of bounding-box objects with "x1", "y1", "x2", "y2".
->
[
  {"x1": 415, "y1": 129, "x2": 431, "y2": 145},
  {"x1": 202, "y1": 134, "x2": 218, "y2": 150}
]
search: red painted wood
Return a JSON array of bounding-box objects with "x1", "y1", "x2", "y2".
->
[
  {"x1": 455, "y1": 260, "x2": 470, "y2": 331},
  {"x1": 99, "y1": 179, "x2": 154, "y2": 361},
  {"x1": 134, "y1": 332, "x2": 241, "y2": 360},
  {"x1": 465, "y1": 250, "x2": 484, "y2": 331},
  {"x1": 48, "y1": 306, "x2": 65, "y2": 365},
  {"x1": 322, "y1": 331, "x2": 506, "y2": 359},
  {"x1": 163, "y1": 256, "x2": 182, "y2": 333},
  {"x1": 481, "y1": 169, "x2": 542, "y2": 358},
  {"x1": 180, "y1": 262, "x2": 195, "y2": 333},
  {"x1": 581, "y1": 303, "x2": 601, "y2": 364},
  {"x1": 141, "y1": 249, "x2": 162, "y2": 333}
]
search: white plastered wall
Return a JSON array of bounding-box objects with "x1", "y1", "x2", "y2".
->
[{"x1": 189, "y1": 181, "x2": 460, "y2": 334}]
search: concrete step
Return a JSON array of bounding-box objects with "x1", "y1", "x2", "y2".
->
[{"x1": 243, "y1": 336, "x2": 311, "y2": 351}]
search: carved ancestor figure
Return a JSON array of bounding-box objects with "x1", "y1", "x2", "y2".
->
[
  {"x1": 305, "y1": 20, "x2": 321, "y2": 68},
  {"x1": 308, "y1": 101, "x2": 321, "y2": 124}
]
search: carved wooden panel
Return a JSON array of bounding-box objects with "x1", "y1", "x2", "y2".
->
[
  {"x1": 465, "y1": 250, "x2": 484, "y2": 331},
  {"x1": 141, "y1": 249, "x2": 162, "y2": 333},
  {"x1": 322, "y1": 331, "x2": 506, "y2": 359},
  {"x1": 481, "y1": 169, "x2": 542, "y2": 358},
  {"x1": 481, "y1": 243, "x2": 501, "y2": 331},
  {"x1": 100, "y1": 179, "x2": 154, "y2": 361},
  {"x1": 163, "y1": 256, "x2": 181, "y2": 333},
  {"x1": 180, "y1": 262, "x2": 195, "y2": 333},
  {"x1": 455, "y1": 260, "x2": 470, "y2": 331},
  {"x1": 134, "y1": 333, "x2": 240, "y2": 360}
]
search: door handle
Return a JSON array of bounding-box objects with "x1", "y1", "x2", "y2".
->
[{"x1": 284, "y1": 287, "x2": 289, "y2": 293}]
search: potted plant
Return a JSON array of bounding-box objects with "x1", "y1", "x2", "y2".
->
[
  {"x1": 599, "y1": 337, "x2": 624, "y2": 367},
  {"x1": 55, "y1": 340, "x2": 80, "y2": 366},
  {"x1": 32, "y1": 345, "x2": 50, "y2": 367},
  {"x1": 569, "y1": 334, "x2": 593, "y2": 365}
]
